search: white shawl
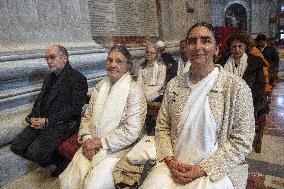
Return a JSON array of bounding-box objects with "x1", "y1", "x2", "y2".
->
[
  {"x1": 174, "y1": 68, "x2": 219, "y2": 164},
  {"x1": 224, "y1": 53, "x2": 248, "y2": 77},
  {"x1": 59, "y1": 73, "x2": 132, "y2": 189},
  {"x1": 142, "y1": 61, "x2": 159, "y2": 85},
  {"x1": 90, "y1": 72, "x2": 131, "y2": 165}
]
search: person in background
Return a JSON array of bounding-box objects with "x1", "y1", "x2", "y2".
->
[
  {"x1": 156, "y1": 40, "x2": 178, "y2": 83},
  {"x1": 141, "y1": 22, "x2": 255, "y2": 189},
  {"x1": 59, "y1": 45, "x2": 147, "y2": 189},
  {"x1": 11, "y1": 45, "x2": 88, "y2": 177},
  {"x1": 256, "y1": 34, "x2": 279, "y2": 87},
  {"x1": 137, "y1": 43, "x2": 166, "y2": 103},
  {"x1": 250, "y1": 39, "x2": 272, "y2": 95},
  {"x1": 220, "y1": 31, "x2": 269, "y2": 118},
  {"x1": 177, "y1": 39, "x2": 191, "y2": 75}
]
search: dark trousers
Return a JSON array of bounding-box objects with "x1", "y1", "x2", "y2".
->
[{"x1": 11, "y1": 122, "x2": 78, "y2": 166}]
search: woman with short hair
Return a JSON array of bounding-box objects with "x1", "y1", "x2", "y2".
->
[
  {"x1": 220, "y1": 31, "x2": 269, "y2": 118},
  {"x1": 59, "y1": 45, "x2": 147, "y2": 189},
  {"x1": 137, "y1": 44, "x2": 166, "y2": 102}
]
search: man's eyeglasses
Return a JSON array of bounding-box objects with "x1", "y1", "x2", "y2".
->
[
  {"x1": 146, "y1": 51, "x2": 156, "y2": 55},
  {"x1": 45, "y1": 55, "x2": 57, "y2": 61}
]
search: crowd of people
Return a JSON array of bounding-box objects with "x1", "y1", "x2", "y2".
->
[{"x1": 10, "y1": 21, "x2": 279, "y2": 189}]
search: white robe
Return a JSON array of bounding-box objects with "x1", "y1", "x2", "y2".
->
[
  {"x1": 140, "y1": 68, "x2": 234, "y2": 189},
  {"x1": 59, "y1": 73, "x2": 132, "y2": 189}
]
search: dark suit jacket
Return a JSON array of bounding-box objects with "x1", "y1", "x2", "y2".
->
[
  {"x1": 219, "y1": 54, "x2": 269, "y2": 117},
  {"x1": 161, "y1": 52, "x2": 178, "y2": 83},
  {"x1": 27, "y1": 62, "x2": 88, "y2": 127},
  {"x1": 259, "y1": 46, "x2": 279, "y2": 69}
]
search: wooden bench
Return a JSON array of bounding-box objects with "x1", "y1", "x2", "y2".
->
[{"x1": 147, "y1": 102, "x2": 161, "y2": 117}]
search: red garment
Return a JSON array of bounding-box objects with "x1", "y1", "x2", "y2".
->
[{"x1": 59, "y1": 133, "x2": 80, "y2": 160}]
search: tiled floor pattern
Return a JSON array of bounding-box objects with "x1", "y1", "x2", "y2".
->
[{"x1": 247, "y1": 74, "x2": 284, "y2": 189}]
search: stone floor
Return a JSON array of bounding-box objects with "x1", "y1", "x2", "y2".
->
[
  {"x1": 246, "y1": 76, "x2": 284, "y2": 189},
  {"x1": 1, "y1": 76, "x2": 284, "y2": 189}
]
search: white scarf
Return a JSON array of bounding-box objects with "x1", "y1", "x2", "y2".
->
[
  {"x1": 177, "y1": 58, "x2": 191, "y2": 75},
  {"x1": 142, "y1": 61, "x2": 159, "y2": 85},
  {"x1": 89, "y1": 72, "x2": 131, "y2": 166},
  {"x1": 174, "y1": 68, "x2": 219, "y2": 164},
  {"x1": 224, "y1": 53, "x2": 248, "y2": 77}
]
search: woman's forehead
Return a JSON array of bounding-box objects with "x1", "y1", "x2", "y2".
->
[
  {"x1": 188, "y1": 26, "x2": 214, "y2": 37},
  {"x1": 109, "y1": 50, "x2": 125, "y2": 58}
]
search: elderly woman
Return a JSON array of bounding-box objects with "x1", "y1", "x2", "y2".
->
[
  {"x1": 59, "y1": 45, "x2": 147, "y2": 189},
  {"x1": 141, "y1": 22, "x2": 255, "y2": 189},
  {"x1": 137, "y1": 44, "x2": 166, "y2": 102},
  {"x1": 220, "y1": 31, "x2": 269, "y2": 118}
]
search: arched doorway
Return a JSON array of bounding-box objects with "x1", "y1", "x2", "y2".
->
[{"x1": 225, "y1": 3, "x2": 247, "y2": 31}]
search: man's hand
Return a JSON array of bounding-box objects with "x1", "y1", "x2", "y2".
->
[
  {"x1": 82, "y1": 138, "x2": 103, "y2": 160},
  {"x1": 30, "y1": 118, "x2": 46, "y2": 129}
]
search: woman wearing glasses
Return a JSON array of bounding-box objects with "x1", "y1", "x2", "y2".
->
[
  {"x1": 220, "y1": 31, "x2": 269, "y2": 118},
  {"x1": 140, "y1": 22, "x2": 255, "y2": 189},
  {"x1": 137, "y1": 44, "x2": 166, "y2": 102},
  {"x1": 59, "y1": 45, "x2": 147, "y2": 189}
]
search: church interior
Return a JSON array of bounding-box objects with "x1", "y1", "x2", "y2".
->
[{"x1": 0, "y1": 0, "x2": 283, "y2": 188}]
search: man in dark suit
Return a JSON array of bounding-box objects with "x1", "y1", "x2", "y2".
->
[
  {"x1": 11, "y1": 45, "x2": 88, "y2": 176},
  {"x1": 256, "y1": 34, "x2": 279, "y2": 85}
]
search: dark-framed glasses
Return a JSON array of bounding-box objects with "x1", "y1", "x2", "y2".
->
[{"x1": 45, "y1": 55, "x2": 57, "y2": 61}]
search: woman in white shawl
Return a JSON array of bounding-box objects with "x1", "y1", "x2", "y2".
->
[
  {"x1": 219, "y1": 31, "x2": 268, "y2": 118},
  {"x1": 141, "y1": 22, "x2": 255, "y2": 189},
  {"x1": 137, "y1": 44, "x2": 166, "y2": 102},
  {"x1": 59, "y1": 45, "x2": 147, "y2": 189}
]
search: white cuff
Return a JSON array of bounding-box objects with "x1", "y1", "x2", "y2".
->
[
  {"x1": 79, "y1": 134, "x2": 93, "y2": 143},
  {"x1": 101, "y1": 137, "x2": 110, "y2": 150}
]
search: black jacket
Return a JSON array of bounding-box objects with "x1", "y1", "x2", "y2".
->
[
  {"x1": 219, "y1": 54, "x2": 269, "y2": 117},
  {"x1": 259, "y1": 46, "x2": 279, "y2": 69},
  {"x1": 27, "y1": 62, "x2": 88, "y2": 126},
  {"x1": 161, "y1": 52, "x2": 178, "y2": 83}
]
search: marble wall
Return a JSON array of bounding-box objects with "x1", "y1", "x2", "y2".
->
[
  {"x1": 159, "y1": 0, "x2": 213, "y2": 43},
  {"x1": 0, "y1": 0, "x2": 97, "y2": 53},
  {"x1": 87, "y1": 0, "x2": 159, "y2": 37}
]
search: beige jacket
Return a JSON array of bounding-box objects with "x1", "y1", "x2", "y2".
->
[
  {"x1": 137, "y1": 62, "x2": 166, "y2": 102},
  {"x1": 155, "y1": 66, "x2": 255, "y2": 188},
  {"x1": 79, "y1": 79, "x2": 147, "y2": 153}
]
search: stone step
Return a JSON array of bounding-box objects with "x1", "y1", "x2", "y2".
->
[{"x1": 0, "y1": 145, "x2": 38, "y2": 187}]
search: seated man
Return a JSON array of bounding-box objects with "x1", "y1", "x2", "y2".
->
[{"x1": 11, "y1": 45, "x2": 88, "y2": 176}]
